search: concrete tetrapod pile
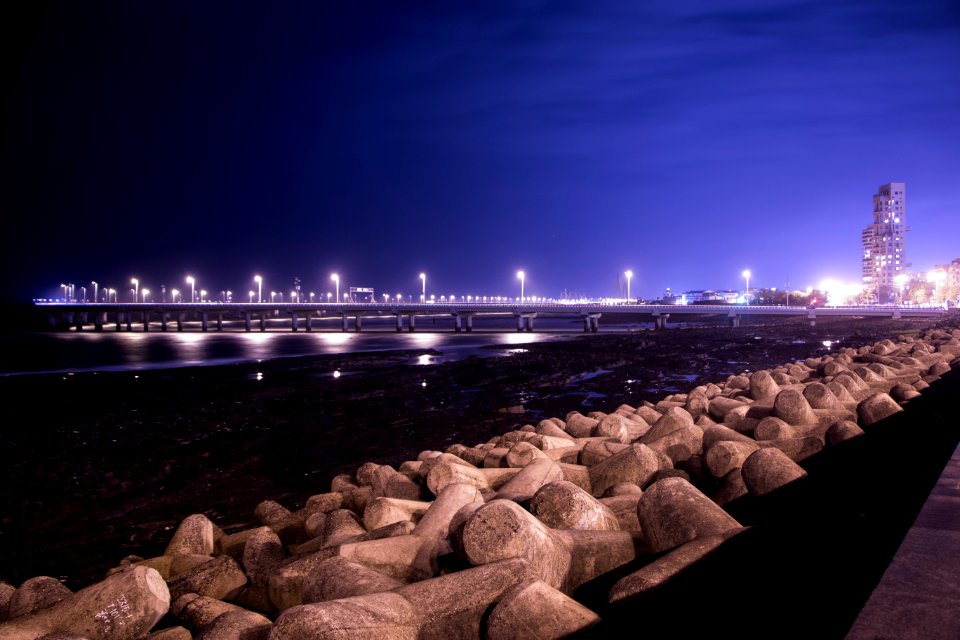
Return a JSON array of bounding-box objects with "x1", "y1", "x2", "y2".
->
[{"x1": 1, "y1": 326, "x2": 959, "y2": 640}]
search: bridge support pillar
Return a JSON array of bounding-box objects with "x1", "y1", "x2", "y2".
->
[
  {"x1": 201, "y1": 312, "x2": 208, "y2": 332},
  {"x1": 243, "y1": 312, "x2": 251, "y2": 332},
  {"x1": 465, "y1": 315, "x2": 473, "y2": 332},
  {"x1": 454, "y1": 315, "x2": 462, "y2": 333},
  {"x1": 729, "y1": 314, "x2": 740, "y2": 328},
  {"x1": 396, "y1": 314, "x2": 403, "y2": 332},
  {"x1": 515, "y1": 313, "x2": 537, "y2": 332},
  {"x1": 291, "y1": 312, "x2": 298, "y2": 332},
  {"x1": 161, "y1": 312, "x2": 168, "y2": 332},
  {"x1": 142, "y1": 311, "x2": 149, "y2": 331},
  {"x1": 217, "y1": 313, "x2": 223, "y2": 331},
  {"x1": 125, "y1": 313, "x2": 132, "y2": 332},
  {"x1": 654, "y1": 314, "x2": 670, "y2": 330},
  {"x1": 74, "y1": 312, "x2": 83, "y2": 332},
  {"x1": 115, "y1": 312, "x2": 122, "y2": 331},
  {"x1": 259, "y1": 313, "x2": 266, "y2": 332},
  {"x1": 408, "y1": 314, "x2": 416, "y2": 332},
  {"x1": 305, "y1": 313, "x2": 312, "y2": 332},
  {"x1": 94, "y1": 313, "x2": 103, "y2": 332},
  {"x1": 341, "y1": 312, "x2": 349, "y2": 332},
  {"x1": 177, "y1": 314, "x2": 184, "y2": 332},
  {"x1": 355, "y1": 315, "x2": 363, "y2": 332}
]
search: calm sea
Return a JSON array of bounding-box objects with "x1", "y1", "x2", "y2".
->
[{"x1": 0, "y1": 316, "x2": 655, "y2": 375}]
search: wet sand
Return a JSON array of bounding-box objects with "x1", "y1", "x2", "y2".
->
[{"x1": 0, "y1": 315, "x2": 948, "y2": 590}]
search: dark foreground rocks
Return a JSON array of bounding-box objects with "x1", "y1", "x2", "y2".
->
[{"x1": 1, "y1": 322, "x2": 959, "y2": 639}]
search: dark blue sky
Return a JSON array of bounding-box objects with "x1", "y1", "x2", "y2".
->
[{"x1": 3, "y1": 1, "x2": 959, "y2": 302}]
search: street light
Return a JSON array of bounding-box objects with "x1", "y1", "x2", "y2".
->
[
  {"x1": 254, "y1": 275, "x2": 262, "y2": 303},
  {"x1": 131, "y1": 278, "x2": 139, "y2": 302},
  {"x1": 186, "y1": 275, "x2": 195, "y2": 303},
  {"x1": 625, "y1": 270, "x2": 633, "y2": 302},
  {"x1": 92, "y1": 281, "x2": 98, "y2": 304},
  {"x1": 420, "y1": 273, "x2": 426, "y2": 303},
  {"x1": 200, "y1": 289, "x2": 207, "y2": 303},
  {"x1": 331, "y1": 274, "x2": 339, "y2": 304},
  {"x1": 142, "y1": 288, "x2": 149, "y2": 303},
  {"x1": 742, "y1": 269, "x2": 751, "y2": 302},
  {"x1": 249, "y1": 290, "x2": 255, "y2": 303},
  {"x1": 271, "y1": 291, "x2": 276, "y2": 303},
  {"x1": 894, "y1": 273, "x2": 908, "y2": 305},
  {"x1": 517, "y1": 271, "x2": 525, "y2": 303},
  {"x1": 928, "y1": 270, "x2": 946, "y2": 304},
  {"x1": 171, "y1": 289, "x2": 179, "y2": 303}
]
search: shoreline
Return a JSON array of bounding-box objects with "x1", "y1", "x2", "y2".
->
[{"x1": 0, "y1": 315, "x2": 949, "y2": 590}]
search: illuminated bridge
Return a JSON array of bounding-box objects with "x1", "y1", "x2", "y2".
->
[{"x1": 35, "y1": 302, "x2": 949, "y2": 333}]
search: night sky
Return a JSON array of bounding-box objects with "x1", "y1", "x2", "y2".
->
[{"x1": 2, "y1": 1, "x2": 959, "y2": 303}]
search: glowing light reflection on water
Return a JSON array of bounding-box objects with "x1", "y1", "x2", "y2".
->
[{"x1": 0, "y1": 329, "x2": 575, "y2": 376}]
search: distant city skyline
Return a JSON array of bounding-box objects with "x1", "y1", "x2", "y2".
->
[{"x1": 3, "y1": 2, "x2": 959, "y2": 302}]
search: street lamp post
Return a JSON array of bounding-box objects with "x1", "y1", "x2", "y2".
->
[
  {"x1": 928, "y1": 270, "x2": 946, "y2": 304},
  {"x1": 142, "y1": 289, "x2": 149, "y2": 303},
  {"x1": 517, "y1": 271, "x2": 525, "y2": 303},
  {"x1": 254, "y1": 275, "x2": 262, "y2": 303},
  {"x1": 186, "y1": 276, "x2": 195, "y2": 303},
  {"x1": 625, "y1": 270, "x2": 633, "y2": 302},
  {"x1": 92, "y1": 281, "x2": 98, "y2": 304},
  {"x1": 742, "y1": 269, "x2": 751, "y2": 302},
  {"x1": 249, "y1": 290, "x2": 255, "y2": 303},
  {"x1": 331, "y1": 274, "x2": 339, "y2": 304},
  {"x1": 894, "y1": 274, "x2": 908, "y2": 305},
  {"x1": 171, "y1": 289, "x2": 179, "y2": 303},
  {"x1": 200, "y1": 290, "x2": 207, "y2": 303},
  {"x1": 420, "y1": 273, "x2": 426, "y2": 303},
  {"x1": 131, "y1": 278, "x2": 139, "y2": 302}
]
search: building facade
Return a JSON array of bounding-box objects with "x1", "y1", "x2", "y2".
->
[{"x1": 861, "y1": 182, "x2": 908, "y2": 302}]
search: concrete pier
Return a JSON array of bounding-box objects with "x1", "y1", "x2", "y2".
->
[{"x1": 37, "y1": 302, "x2": 947, "y2": 334}]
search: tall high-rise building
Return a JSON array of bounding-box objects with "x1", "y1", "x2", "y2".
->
[{"x1": 861, "y1": 182, "x2": 908, "y2": 302}]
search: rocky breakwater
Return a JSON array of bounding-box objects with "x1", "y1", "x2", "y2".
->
[{"x1": 1, "y1": 326, "x2": 959, "y2": 640}]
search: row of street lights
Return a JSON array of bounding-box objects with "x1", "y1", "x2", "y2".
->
[
  {"x1": 62, "y1": 269, "x2": 633, "y2": 304},
  {"x1": 62, "y1": 268, "x2": 796, "y2": 305}
]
